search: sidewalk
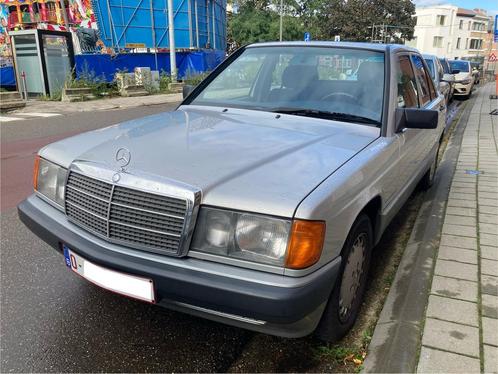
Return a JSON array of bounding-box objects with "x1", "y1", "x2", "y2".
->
[
  {"x1": 9, "y1": 92, "x2": 182, "y2": 115},
  {"x1": 416, "y1": 83, "x2": 498, "y2": 373}
]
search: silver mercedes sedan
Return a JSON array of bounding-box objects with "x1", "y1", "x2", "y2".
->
[{"x1": 18, "y1": 42, "x2": 446, "y2": 342}]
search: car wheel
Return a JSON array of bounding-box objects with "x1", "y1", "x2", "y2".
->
[
  {"x1": 315, "y1": 214, "x2": 373, "y2": 343},
  {"x1": 421, "y1": 142, "x2": 440, "y2": 190}
]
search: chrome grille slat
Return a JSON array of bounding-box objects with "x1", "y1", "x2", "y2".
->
[
  {"x1": 109, "y1": 204, "x2": 184, "y2": 233},
  {"x1": 65, "y1": 171, "x2": 188, "y2": 254},
  {"x1": 110, "y1": 201, "x2": 185, "y2": 220},
  {"x1": 67, "y1": 173, "x2": 112, "y2": 200},
  {"x1": 113, "y1": 187, "x2": 187, "y2": 216}
]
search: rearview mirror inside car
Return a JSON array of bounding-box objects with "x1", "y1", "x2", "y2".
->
[
  {"x1": 183, "y1": 85, "x2": 195, "y2": 99},
  {"x1": 395, "y1": 108, "x2": 438, "y2": 132}
]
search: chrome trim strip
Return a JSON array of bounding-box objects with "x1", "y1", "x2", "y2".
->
[
  {"x1": 66, "y1": 200, "x2": 107, "y2": 220},
  {"x1": 66, "y1": 184, "x2": 111, "y2": 203},
  {"x1": 170, "y1": 301, "x2": 267, "y2": 325},
  {"x1": 108, "y1": 220, "x2": 182, "y2": 238},
  {"x1": 110, "y1": 201, "x2": 185, "y2": 220}
]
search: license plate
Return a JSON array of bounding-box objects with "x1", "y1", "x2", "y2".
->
[{"x1": 63, "y1": 245, "x2": 155, "y2": 303}]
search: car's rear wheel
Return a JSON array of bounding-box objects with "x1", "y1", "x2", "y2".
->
[{"x1": 315, "y1": 214, "x2": 373, "y2": 343}]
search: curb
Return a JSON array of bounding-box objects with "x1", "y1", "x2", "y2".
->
[{"x1": 362, "y1": 97, "x2": 475, "y2": 373}]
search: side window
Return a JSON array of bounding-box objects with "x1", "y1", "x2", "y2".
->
[
  {"x1": 411, "y1": 55, "x2": 432, "y2": 106},
  {"x1": 396, "y1": 55, "x2": 419, "y2": 108}
]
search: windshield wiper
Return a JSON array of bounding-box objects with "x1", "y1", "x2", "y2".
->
[{"x1": 269, "y1": 108, "x2": 380, "y2": 126}]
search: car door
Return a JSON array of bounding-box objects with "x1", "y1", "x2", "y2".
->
[{"x1": 394, "y1": 53, "x2": 444, "y2": 196}]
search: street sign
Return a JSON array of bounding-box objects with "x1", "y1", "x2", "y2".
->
[
  {"x1": 490, "y1": 53, "x2": 497, "y2": 62},
  {"x1": 304, "y1": 32, "x2": 311, "y2": 42},
  {"x1": 495, "y1": 15, "x2": 498, "y2": 42},
  {"x1": 334, "y1": 35, "x2": 341, "y2": 42}
]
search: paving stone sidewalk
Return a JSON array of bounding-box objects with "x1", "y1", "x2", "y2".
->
[{"x1": 417, "y1": 83, "x2": 498, "y2": 373}]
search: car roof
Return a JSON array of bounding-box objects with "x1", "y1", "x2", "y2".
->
[{"x1": 246, "y1": 41, "x2": 419, "y2": 54}]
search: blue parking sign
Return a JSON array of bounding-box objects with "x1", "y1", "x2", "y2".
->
[
  {"x1": 304, "y1": 32, "x2": 311, "y2": 42},
  {"x1": 494, "y1": 15, "x2": 498, "y2": 42}
]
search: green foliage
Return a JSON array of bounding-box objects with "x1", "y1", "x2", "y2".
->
[
  {"x1": 184, "y1": 71, "x2": 210, "y2": 86},
  {"x1": 315, "y1": 0, "x2": 416, "y2": 43},
  {"x1": 65, "y1": 63, "x2": 119, "y2": 99},
  {"x1": 228, "y1": 0, "x2": 416, "y2": 47},
  {"x1": 228, "y1": 2, "x2": 305, "y2": 48},
  {"x1": 159, "y1": 70, "x2": 172, "y2": 92}
]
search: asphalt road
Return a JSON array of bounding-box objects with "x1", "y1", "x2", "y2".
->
[{"x1": 0, "y1": 99, "x2": 464, "y2": 372}]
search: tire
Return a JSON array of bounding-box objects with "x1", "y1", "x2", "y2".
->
[
  {"x1": 315, "y1": 214, "x2": 373, "y2": 343},
  {"x1": 420, "y1": 142, "x2": 440, "y2": 190}
]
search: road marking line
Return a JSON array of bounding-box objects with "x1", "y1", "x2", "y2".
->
[
  {"x1": 18, "y1": 112, "x2": 61, "y2": 117},
  {"x1": 0, "y1": 116, "x2": 23, "y2": 122}
]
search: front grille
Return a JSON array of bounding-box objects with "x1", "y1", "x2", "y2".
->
[{"x1": 65, "y1": 172, "x2": 188, "y2": 255}]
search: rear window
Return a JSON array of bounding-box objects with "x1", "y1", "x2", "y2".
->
[{"x1": 449, "y1": 60, "x2": 469, "y2": 72}]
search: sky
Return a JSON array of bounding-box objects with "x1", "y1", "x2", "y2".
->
[{"x1": 413, "y1": 0, "x2": 498, "y2": 16}]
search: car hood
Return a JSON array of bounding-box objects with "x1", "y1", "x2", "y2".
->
[
  {"x1": 454, "y1": 71, "x2": 472, "y2": 80},
  {"x1": 41, "y1": 106, "x2": 380, "y2": 217}
]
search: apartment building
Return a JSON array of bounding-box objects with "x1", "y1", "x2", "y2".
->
[{"x1": 407, "y1": 5, "x2": 489, "y2": 60}]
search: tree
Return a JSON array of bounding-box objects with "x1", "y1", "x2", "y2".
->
[
  {"x1": 227, "y1": 0, "x2": 416, "y2": 48},
  {"x1": 315, "y1": 0, "x2": 416, "y2": 43},
  {"x1": 227, "y1": 1, "x2": 305, "y2": 49}
]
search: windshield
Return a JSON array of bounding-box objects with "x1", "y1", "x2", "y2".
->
[
  {"x1": 449, "y1": 60, "x2": 470, "y2": 73},
  {"x1": 190, "y1": 46, "x2": 385, "y2": 125},
  {"x1": 425, "y1": 59, "x2": 436, "y2": 80}
]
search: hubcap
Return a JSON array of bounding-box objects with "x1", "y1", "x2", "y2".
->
[{"x1": 338, "y1": 232, "x2": 367, "y2": 322}]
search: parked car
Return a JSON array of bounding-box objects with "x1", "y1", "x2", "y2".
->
[
  {"x1": 449, "y1": 60, "x2": 474, "y2": 99},
  {"x1": 438, "y1": 57, "x2": 456, "y2": 101},
  {"x1": 18, "y1": 42, "x2": 446, "y2": 342},
  {"x1": 423, "y1": 54, "x2": 452, "y2": 105}
]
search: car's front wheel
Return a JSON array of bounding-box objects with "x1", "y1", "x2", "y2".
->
[{"x1": 315, "y1": 214, "x2": 373, "y2": 343}]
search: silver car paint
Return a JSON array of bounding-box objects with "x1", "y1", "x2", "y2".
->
[{"x1": 40, "y1": 106, "x2": 380, "y2": 218}]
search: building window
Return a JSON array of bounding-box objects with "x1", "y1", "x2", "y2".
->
[
  {"x1": 433, "y1": 36, "x2": 443, "y2": 48},
  {"x1": 468, "y1": 21, "x2": 471, "y2": 30},
  {"x1": 472, "y1": 22, "x2": 485, "y2": 31},
  {"x1": 465, "y1": 38, "x2": 469, "y2": 49},
  {"x1": 456, "y1": 38, "x2": 461, "y2": 49},
  {"x1": 436, "y1": 15, "x2": 446, "y2": 26},
  {"x1": 413, "y1": 16, "x2": 417, "y2": 25},
  {"x1": 469, "y1": 39, "x2": 483, "y2": 50},
  {"x1": 459, "y1": 20, "x2": 463, "y2": 29}
]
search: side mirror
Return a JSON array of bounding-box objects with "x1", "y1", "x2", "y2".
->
[
  {"x1": 395, "y1": 108, "x2": 438, "y2": 132},
  {"x1": 442, "y1": 73, "x2": 455, "y2": 82},
  {"x1": 451, "y1": 69, "x2": 460, "y2": 74},
  {"x1": 182, "y1": 84, "x2": 195, "y2": 99}
]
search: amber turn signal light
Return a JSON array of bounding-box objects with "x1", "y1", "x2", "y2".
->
[
  {"x1": 33, "y1": 155, "x2": 40, "y2": 191},
  {"x1": 285, "y1": 220, "x2": 326, "y2": 269}
]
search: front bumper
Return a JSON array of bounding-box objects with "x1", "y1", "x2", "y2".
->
[
  {"x1": 453, "y1": 82, "x2": 473, "y2": 96},
  {"x1": 18, "y1": 195, "x2": 341, "y2": 338}
]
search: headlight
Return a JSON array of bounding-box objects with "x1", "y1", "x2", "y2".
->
[
  {"x1": 34, "y1": 156, "x2": 67, "y2": 208},
  {"x1": 191, "y1": 207, "x2": 325, "y2": 269},
  {"x1": 460, "y1": 79, "x2": 472, "y2": 85}
]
